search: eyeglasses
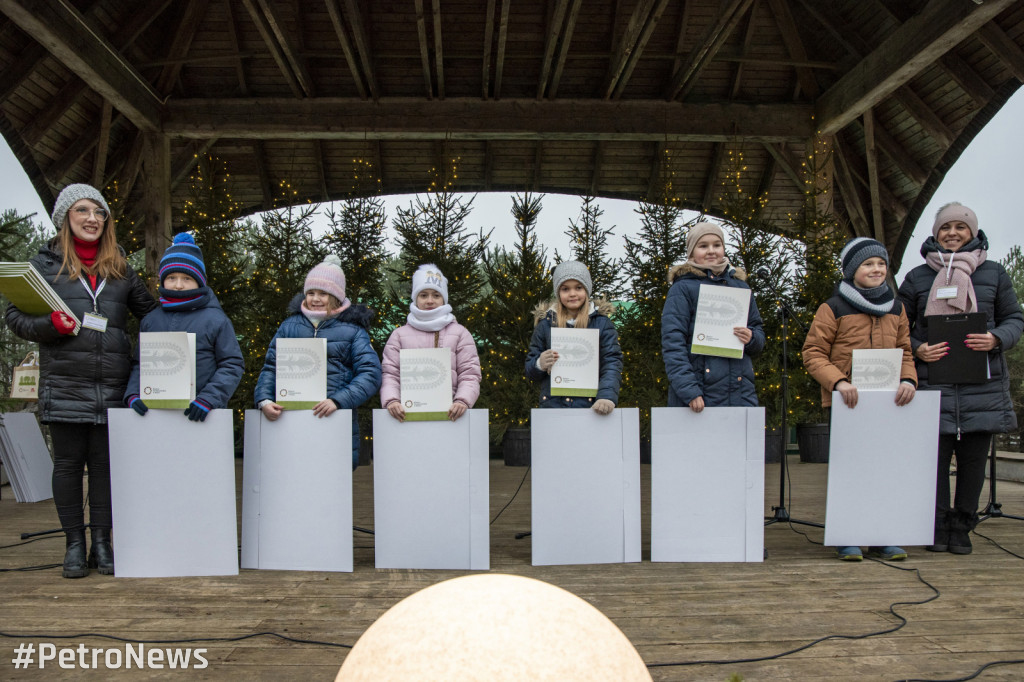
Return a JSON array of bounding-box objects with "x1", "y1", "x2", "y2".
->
[{"x1": 72, "y1": 207, "x2": 109, "y2": 221}]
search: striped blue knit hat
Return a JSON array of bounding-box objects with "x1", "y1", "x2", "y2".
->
[
  {"x1": 159, "y1": 232, "x2": 207, "y2": 286},
  {"x1": 840, "y1": 237, "x2": 888, "y2": 280}
]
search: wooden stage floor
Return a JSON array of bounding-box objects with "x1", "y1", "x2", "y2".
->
[{"x1": 2, "y1": 457, "x2": 1024, "y2": 681}]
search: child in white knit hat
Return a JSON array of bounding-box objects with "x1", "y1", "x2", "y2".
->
[
  {"x1": 525, "y1": 260, "x2": 622, "y2": 413},
  {"x1": 254, "y1": 255, "x2": 382, "y2": 468},
  {"x1": 380, "y1": 264, "x2": 481, "y2": 421}
]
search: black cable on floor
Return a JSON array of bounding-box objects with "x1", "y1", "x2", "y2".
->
[
  {"x1": 490, "y1": 466, "x2": 530, "y2": 526},
  {"x1": 0, "y1": 630, "x2": 352, "y2": 649},
  {"x1": 897, "y1": 658, "x2": 1024, "y2": 682},
  {"x1": 0, "y1": 563, "x2": 61, "y2": 572},
  {"x1": 971, "y1": 529, "x2": 1024, "y2": 560}
]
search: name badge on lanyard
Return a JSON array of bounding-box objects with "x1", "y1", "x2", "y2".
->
[
  {"x1": 79, "y1": 277, "x2": 108, "y2": 333},
  {"x1": 936, "y1": 286, "x2": 958, "y2": 299}
]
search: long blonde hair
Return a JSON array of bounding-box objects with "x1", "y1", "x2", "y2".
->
[
  {"x1": 56, "y1": 201, "x2": 126, "y2": 281},
  {"x1": 554, "y1": 299, "x2": 590, "y2": 328}
]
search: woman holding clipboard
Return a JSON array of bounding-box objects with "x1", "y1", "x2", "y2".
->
[
  {"x1": 898, "y1": 202, "x2": 1023, "y2": 555},
  {"x1": 5, "y1": 184, "x2": 157, "y2": 577}
]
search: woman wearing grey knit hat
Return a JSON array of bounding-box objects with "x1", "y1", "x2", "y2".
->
[
  {"x1": 898, "y1": 202, "x2": 1023, "y2": 556},
  {"x1": 5, "y1": 183, "x2": 157, "y2": 578},
  {"x1": 525, "y1": 260, "x2": 622, "y2": 413}
]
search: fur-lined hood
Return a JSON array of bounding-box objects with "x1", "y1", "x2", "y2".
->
[
  {"x1": 532, "y1": 296, "x2": 615, "y2": 325},
  {"x1": 286, "y1": 292, "x2": 375, "y2": 329},
  {"x1": 667, "y1": 262, "x2": 747, "y2": 285}
]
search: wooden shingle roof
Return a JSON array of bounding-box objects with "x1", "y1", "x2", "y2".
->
[{"x1": 1, "y1": 0, "x2": 1021, "y2": 269}]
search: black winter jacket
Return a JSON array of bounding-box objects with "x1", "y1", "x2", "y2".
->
[
  {"x1": 5, "y1": 242, "x2": 157, "y2": 424},
  {"x1": 898, "y1": 236, "x2": 1023, "y2": 436}
]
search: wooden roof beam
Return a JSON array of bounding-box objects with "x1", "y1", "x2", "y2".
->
[
  {"x1": 765, "y1": 0, "x2": 819, "y2": 98},
  {"x1": 546, "y1": 0, "x2": 581, "y2": 99},
  {"x1": 343, "y1": 0, "x2": 378, "y2": 98},
  {"x1": 588, "y1": 141, "x2": 605, "y2": 195},
  {"x1": 431, "y1": 0, "x2": 444, "y2": 98},
  {"x1": 862, "y1": 109, "x2": 884, "y2": 243},
  {"x1": 155, "y1": 0, "x2": 209, "y2": 95},
  {"x1": 170, "y1": 139, "x2": 217, "y2": 190},
  {"x1": 413, "y1": 0, "x2": 433, "y2": 98},
  {"x1": 482, "y1": 0, "x2": 511, "y2": 99},
  {"x1": 482, "y1": 0, "x2": 496, "y2": 98},
  {"x1": 0, "y1": 0, "x2": 162, "y2": 131},
  {"x1": 164, "y1": 98, "x2": 815, "y2": 141},
  {"x1": 646, "y1": 142, "x2": 666, "y2": 201},
  {"x1": 853, "y1": 118, "x2": 927, "y2": 188},
  {"x1": 815, "y1": 0, "x2": 1016, "y2": 135},
  {"x1": 833, "y1": 146, "x2": 871, "y2": 238},
  {"x1": 834, "y1": 134, "x2": 907, "y2": 221},
  {"x1": 604, "y1": 0, "x2": 669, "y2": 100},
  {"x1": 241, "y1": 0, "x2": 313, "y2": 98},
  {"x1": 254, "y1": 141, "x2": 273, "y2": 209},
  {"x1": 701, "y1": 142, "x2": 725, "y2": 211},
  {"x1": 729, "y1": 0, "x2": 759, "y2": 99},
  {"x1": 312, "y1": 140, "x2": 329, "y2": 200},
  {"x1": 532, "y1": 142, "x2": 543, "y2": 193},
  {"x1": 761, "y1": 142, "x2": 803, "y2": 192},
  {"x1": 894, "y1": 86, "x2": 954, "y2": 148},
  {"x1": 537, "y1": 0, "x2": 571, "y2": 99},
  {"x1": 666, "y1": 0, "x2": 754, "y2": 101},
  {"x1": 326, "y1": 0, "x2": 366, "y2": 98},
  {"x1": 225, "y1": 0, "x2": 249, "y2": 95},
  {"x1": 977, "y1": 20, "x2": 1024, "y2": 83},
  {"x1": 91, "y1": 100, "x2": 112, "y2": 188}
]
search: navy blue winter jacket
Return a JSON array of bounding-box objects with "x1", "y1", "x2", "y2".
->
[
  {"x1": 254, "y1": 295, "x2": 382, "y2": 468},
  {"x1": 524, "y1": 299, "x2": 622, "y2": 408},
  {"x1": 661, "y1": 262, "x2": 765, "y2": 407},
  {"x1": 125, "y1": 289, "x2": 244, "y2": 410}
]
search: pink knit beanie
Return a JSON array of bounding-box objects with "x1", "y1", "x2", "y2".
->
[
  {"x1": 932, "y1": 202, "x2": 979, "y2": 239},
  {"x1": 304, "y1": 255, "x2": 346, "y2": 302}
]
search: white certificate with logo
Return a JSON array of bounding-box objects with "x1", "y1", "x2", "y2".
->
[
  {"x1": 275, "y1": 338, "x2": 327, "y2": 409},
  {"x1": 851, "y1": 348, "x2": 903, "y2": 391},
  {"x1": 400, "y1": 348, "x2": 452, "y2": 421},
  {"x1": 691, "y1": 284, "x2": 750, "y2": 359},
  {"x1": 140, "y1": 332, "x2": 196, "y2": 408},
  {"x1": 550, "y1": 327, "x2": 599, "y2": 397}
]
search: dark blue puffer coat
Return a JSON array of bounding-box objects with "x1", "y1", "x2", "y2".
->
[
  {"x1": 898, "y1": 234, "x2": 1023, "y2": 436},
  {"x1": 524, "y1": 299, "x2": 622, "y2": 408},
  {"x1": 124, "y1": 289, "x2": 244, "y2": 409},
  {"x1": 254, "y1": 295, "x2": 382, "y2": 468},
  {"x1": 661, "y1": 262, "x2": 765, "y2": 408}
]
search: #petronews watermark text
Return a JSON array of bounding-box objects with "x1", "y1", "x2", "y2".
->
[{"x1": 11, "y1": 642, "x2": 209, "y2": 670}]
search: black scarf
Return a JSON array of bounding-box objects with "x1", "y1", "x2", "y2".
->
[{"x1": 837, "y1": 280, "x2": 895, "y2": 317}]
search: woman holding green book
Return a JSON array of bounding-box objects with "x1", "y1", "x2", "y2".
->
[{"x1": 5, "y1": 183, "x2": 156, "y2": 578}]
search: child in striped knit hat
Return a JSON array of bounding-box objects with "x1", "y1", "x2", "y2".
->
[{"x1": 124, "y1": 232, "x2": 244, "y2": 422}]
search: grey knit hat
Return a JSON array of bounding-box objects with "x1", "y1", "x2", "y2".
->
[
  {"x1": 685, "y1": 221, "x2": 726, "y2": 260},
  {"x1": 840, "y1": 237, "x2": 889, "y2": 280},
  {"x1": 552, "y1": 260, "x2": 592, "y2": 298},
  {"x1": 51, "y1": 183, "x2": 111, "y2": 230}
]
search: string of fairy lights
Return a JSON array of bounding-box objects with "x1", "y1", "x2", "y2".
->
[{"x1": 104, "y1": 142, "x2": 845, "y2": 434}]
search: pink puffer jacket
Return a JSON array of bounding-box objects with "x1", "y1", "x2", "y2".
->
[{"x1": 380, "y1": 320, "x2": 481, "y2": 407}]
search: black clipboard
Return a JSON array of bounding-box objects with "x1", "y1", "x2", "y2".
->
[{"x1": 926, "y1": 312, "x2": 988, "y2": 384}]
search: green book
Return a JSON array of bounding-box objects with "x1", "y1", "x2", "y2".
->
[{"x1": 0, "y1": 262, "x2": 82, "y2": 333}]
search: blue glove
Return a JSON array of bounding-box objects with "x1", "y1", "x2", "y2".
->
[
  {"x1": 184, "y1": 399, "x2": 211, "y2": 422},
  {"x1": 127, "y1": 395, "x2": 148, "y2": 416}
]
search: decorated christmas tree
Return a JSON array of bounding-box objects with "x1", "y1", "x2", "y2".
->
[{"x1": 560, "y1": 195, "x2": 622, "y2": 299}]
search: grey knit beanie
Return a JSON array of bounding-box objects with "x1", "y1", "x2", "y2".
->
[
  {"x1": 685, "y1": 221, "x2": 726, "y2": 260},
  {"x1": 840, "y1": 237, "x2": 889, "y2": 280},
  {"x1": 552, "y1": 260, "x2": 592, "y2": 298},
  {"x1": 51, "y1": 183, "x2": 111, "y2": 230}
]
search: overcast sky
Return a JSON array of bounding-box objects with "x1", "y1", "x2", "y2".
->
[{"x1": 2, "y1": 91, "x2": 1021, "y2": 280}]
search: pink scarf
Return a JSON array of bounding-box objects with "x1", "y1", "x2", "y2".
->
[
  {"x1": 923, "y1": 249, "x2": 986, "y2": 316},
  {"x1": 300, "y1": 298, "x2": 351, "y2": 325}
]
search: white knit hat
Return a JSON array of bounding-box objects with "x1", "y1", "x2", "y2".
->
[
  {"x1": 51, "y1": 183, "x2": 111, "y2": 229},
  {"x1": 411, "y1": 263, "x2": 449, "y2": 304}
]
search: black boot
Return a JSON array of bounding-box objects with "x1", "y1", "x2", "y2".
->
[
  {"x1": 948, "y1": 511, "x2": 975, "y2": 555},
  {"x1": 88, "y1": 527, "x2": 115, "y2": 575},
  {"x1": 926, "y1": 510, "x2": 950, "y2": 552},
  {"x1": 62, "y1": 529, "x2": 89, "y2": 578}
]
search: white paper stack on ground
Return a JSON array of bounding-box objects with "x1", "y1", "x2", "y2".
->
[
  {"x1": 139, "y1": 332, "x2": 196, "y2": 408},
  {"x1": 108, "y1": 409, "x2": 237, "y2": 577},
  {"x1": 399, "y1": 347, "x2": 452, "y2": 421},
  {"x1": 241, "y1": 409, "x2": 353, "y2": 572},
  {"x1": 0, "y1": 262, "x2": 81, "y2": 332},
  {"x1": 651, "y1": 407, "x2": 765, "y2": 562},
  {"x1": 372, "y1": 409, "x2": 489, "y2": 569},
  {"x1": 824, "y1": 391, "x2": 940, "y2": 547},
  {"x1": 550, "y1": 328, "x2": 599, "y2": 397},
  {"x1": 531, "y1": 408, "x2": 641, "y2": 566},
  {"x1": 0, "y1": 412, "x2": 53, "y2": 502},
  {"x1": 851, "y1": 349, "x2": 904, "y2": 391},
  {"x1": 275, "y1": 338, "x2": 327, "y2": 409},
  {"x1": 691, "y1": 284, "x2": 750, "y2": 358}
]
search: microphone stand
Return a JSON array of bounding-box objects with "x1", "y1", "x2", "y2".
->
[
  {"x1": 978, "y1": 437, "x2": 1024, "y2": 523},
  {"x1": 757, "y1": 270, "x2": 822, "y2": 529}
]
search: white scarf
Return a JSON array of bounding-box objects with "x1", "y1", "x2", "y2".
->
[{"x1": 407, "y1": 303, "x2": 456, "y2": 332}]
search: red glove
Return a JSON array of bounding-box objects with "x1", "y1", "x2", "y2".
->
[{"x1": 50, "y1": 311, "x2": 76, "y2": 335}]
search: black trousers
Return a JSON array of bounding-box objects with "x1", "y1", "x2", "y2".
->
[
  {"x1": 936, "y1": 432, "x2": 991, "y2": 518},
  {"x1": 48, "y1": 423, "x2": 112, "y2": 532}
]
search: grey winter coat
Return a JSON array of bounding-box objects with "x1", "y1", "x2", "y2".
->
[{"x1": 5, "y1": 242, "x2": 157, "y2": 424}]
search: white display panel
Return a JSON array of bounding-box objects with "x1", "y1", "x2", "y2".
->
[
  {"x1": 651, "y1": 407, "x2": 765, "y2": 562},
  {"x1": 372, "y1": 410, "x2": 489, "y2": 569},
  {"x1": 0, "y1": 412, "x2": 53, "y2": 503},
  {"x1": 108, "y1": 409, "x2": 238, "y2": 577},
  {"x1": 824, "y1": 390, "x2": 940, "y2": 546},
  {"x1": 530, "y1": 408, "x2": 641, "y2": 566},
  {"x1": 241, "y1": 409, "x2": 353, "y2": 572}
]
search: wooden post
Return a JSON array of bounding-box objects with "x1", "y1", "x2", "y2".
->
[{"x1": 141, "y1": 133, "x2": 171, "y2": 287}]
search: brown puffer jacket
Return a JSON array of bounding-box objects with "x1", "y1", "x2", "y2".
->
[{"x1": 802, "y1": 295, "x2": 917, "y2": 408}]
